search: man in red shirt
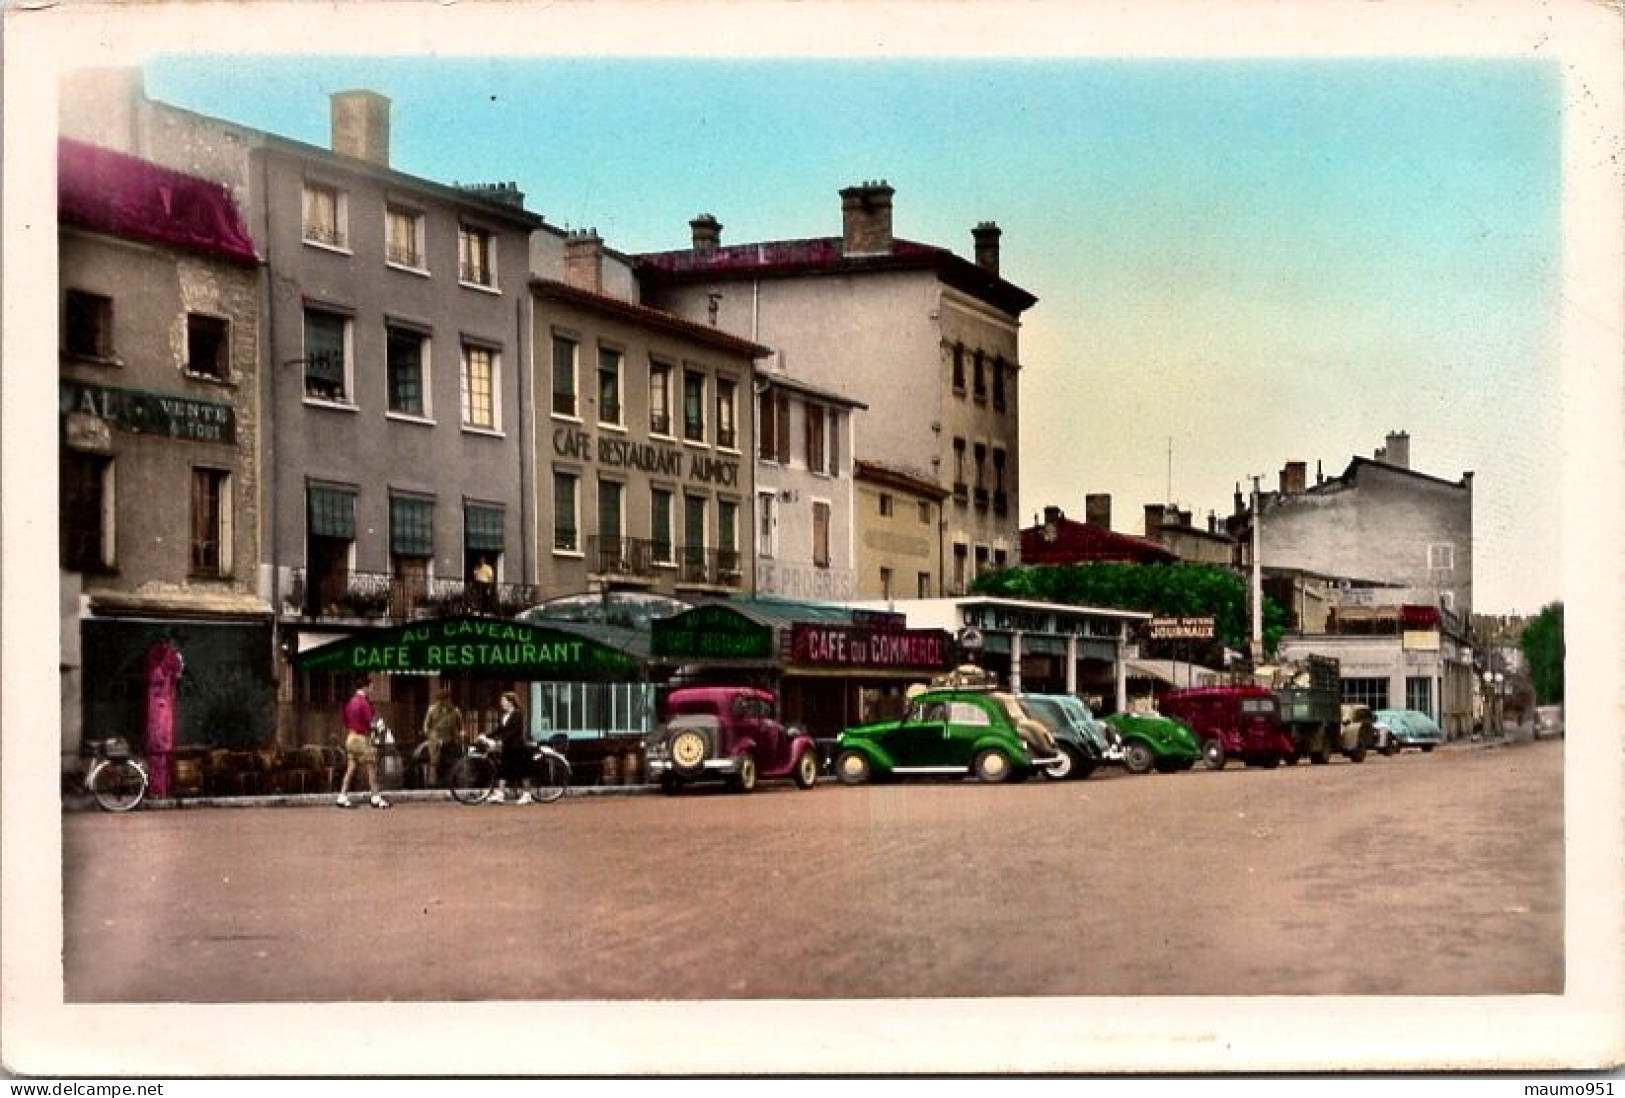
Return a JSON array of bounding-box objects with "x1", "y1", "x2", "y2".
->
[{"x1": 337, "y1": 676, "x2": 390, "y2": 809}]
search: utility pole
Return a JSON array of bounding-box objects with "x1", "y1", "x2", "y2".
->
[{"x1": 1250, "y1": 475, "x2": 1264, "y2": 666}]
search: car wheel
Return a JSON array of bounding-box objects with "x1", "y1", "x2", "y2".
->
[
  {"x1": 1381, "y1": 742, "x2": 1398, "y2": 757},
  {"x1": 1123, "y1": 741, "x2": 1155, "y2": 775},
  {"x1": 793, "y1": 750, "x2": 819, "y2": 790},
  {"x1": 669, "y1": 729, "x2": 708, "y2": 775},
  {"x1": 1282, "y1": 751, "x2": 1300, "y2": 766},
  {"x1": 659, "y1": 772, "x2": 683, "y2": 795},
  {"x1": 1348, "y1": 748, "x2": 1367, "y2": 764},
  {"x1": 834, "y1": 750, "x2": 871, "y2": 785},
  {"x1": 1043, "y1": 745, "x2": 1079, "y2": 781},
  {"x1": 1310, "y1": 749, "x2": 1330, "y2": 765},
  {"x1": 972, "y1": 749, "x2": 1013, "y2": 783},
  {"x1": 729, "y1": 752, "x2": 758, "y2": 793},
  {"x1": 1421, "y1": 744, "x2": 1435, "y2": 754},
  {"x1": 1201, "y1": 739, "x2": 1226, "y2": 770}
]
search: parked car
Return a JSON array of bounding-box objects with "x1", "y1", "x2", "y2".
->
[
  {"x1": 1372, "y1": 708, "x2": 1445, "y2": 754},
  {"x1": 1159, "y1": 685, "x2": 1298, "y2": 769},
  {"x1": 834, "y1": 687, "x2": 1062, "y2": 784},
  {"x1": 1016, "y1": 694, "x2": 1109, "y2": 780},
  {"x1": 644, "y1": 686, "x2": 820, "y2": 794},
  {"x1": 1533, "y1": 704, "x2": 1565, "y2": 740},
  {"x1": 1101, "y1": 712, "x2": 1202, "y2": 774}
]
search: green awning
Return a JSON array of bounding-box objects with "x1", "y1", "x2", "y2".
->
[{"x1": 294, "y1": 615, "x2": 643, "y2": 679}]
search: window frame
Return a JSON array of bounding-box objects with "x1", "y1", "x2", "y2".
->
[
  {"x1": 812, "y1": 499, "x2": 832, "y2": 569},
  {"x1": 715, "y1": 376, "x2": 738, "y2": 450},
  {"x1": 553, "y1": 469, "x2": 581, "y2": 555},
  {"x1": 650, "y1": 486, "x2": 675, "y2": 565},
  {"x1": 757, "y1": 489, "x2": 777, "y2": 559},
  {"x1": 551, "y1": 332, "x2": 580, "y2": 420},
  {"x1": 61, "y1": 451, "x2": 116, "y2": 573},
  {"x1": 805, "y1": 402, "x2": 828, "y2": 475},
  {"x1": 64, "y1": 289, "x2": 115, "y2": 362},
  {"x1": 301, "y1": 181, "x2": 349, "y2": 252},
  {"x1": 597, "y1": 345, "x2": 624, "y2": 428},
  {"x1": 184, "y1": 312, "x2": 231, "y2": 382},
  {"x1": 459, "y1": 340, "x2": 501, "y2": 433},
  {"x1": 649, "y1": 360, "x2": 674, "y2": 437},
  {"x1": 189, "y1": 466, "x2": 232, "y2": 578},
  {"x1": 682, "y1": 368, "x2": 707, "y2": 443},
  {"x1": 302, "y1": 306, "x2": 354, "y2": 405},
  {"x1": 384, "y1": 204, "x2": 428, "y2": 272},
  {"x1": 385, "y1": 322, "x2": 432, "y2": 420},
  {"x1": 458, "y1": 223, "x2": 498, "y2": 290}
]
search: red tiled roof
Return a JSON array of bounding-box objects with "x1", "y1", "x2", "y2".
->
[
  {"x1": 1019, "y1": 515, "x2": 1178, "y2": 565},
  {"x1": 58, "y1": 139, "x2": 257, "y2": 265}
]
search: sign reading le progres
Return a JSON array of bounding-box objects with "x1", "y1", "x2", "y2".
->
[{"x1": 1148, "y1": 616, "x2": 1216, "y2": 640}]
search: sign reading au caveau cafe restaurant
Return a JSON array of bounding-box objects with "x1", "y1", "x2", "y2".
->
[{"x1": 295, "y1": 616, "x2": 642, "y2": 679}]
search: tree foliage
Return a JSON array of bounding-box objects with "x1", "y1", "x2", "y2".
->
[
  {"x1": 1519, "y1": 602, "x2": 1564, "y2": 704},
  {"x1": 971, "y1": 563, "x2": 1287, "y2": 656}
]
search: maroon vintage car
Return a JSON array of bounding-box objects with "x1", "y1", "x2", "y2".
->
[
  {"x1": 644, "y1": 686, "x2": 820, "y2": 794},
  {"x1": 1158, "y1": 684, "x2": 1298, "y2": 769}
]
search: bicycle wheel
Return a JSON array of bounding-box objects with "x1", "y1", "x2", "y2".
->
[
  {"x1": 532, "y1": 754, "x2": 570, "y2": 804},
  {"x1": 90, "y1": 760, "x2": 147, "y2": 813},
  {"x1": 447, "y1": 756, "x2": 495, "y2": 805}
]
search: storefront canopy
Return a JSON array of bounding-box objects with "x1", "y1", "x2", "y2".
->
[{"x1": 293, "y1": 615, "x2": 643, "y2": 680}]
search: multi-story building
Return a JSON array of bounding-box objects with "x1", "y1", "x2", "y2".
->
[
  {"x1": 1232, "y1": 432, "x2": 1478, "y2": 736},
  {"x1": 61, "y1": 71, "x2": 547, "y2": 740},
  {"x1": 754, "y1": 373, "x2": 864, "y2": 601},
  {"x1": 853, "y1": 460, "x2": 949, "y2": 602},
  {"x1": 633, "y1": 184, "x2": 1038, "y2": 598},
  {"x1": 531, "y1": 231, "x2": 769, "y2": 602},
  {"x1": 58, "y1": 139, "x2": 270, "y2": 780}
]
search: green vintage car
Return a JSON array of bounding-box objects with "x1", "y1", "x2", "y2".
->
[
  {"x1": 834, "y1": 688, "x2": 1062, "y2": 784},
  {"x1": 1102, "y1": 711, "x2": 1203, "y2": 775}
]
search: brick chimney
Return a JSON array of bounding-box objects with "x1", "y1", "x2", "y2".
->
[
  {"x1": 972, "y1": 221, "x2": 1002, "y2": 277},
  {"x1": 1376, "y1": 430, "x2": 1411, "y2": 470},
  {"x1": 1279, "y1": 461, "x2": 1307, "y2": 495},
  {"x1": 1085, "y1": 493, "x2": 1112, "y2": 529},
  {"x1": 690, "y1": 213, "x2": 722, "y2": 256},
  {"x1": 1042, "y1": 505, "x2": 1064, "y2": 525},
  {"x1": 564, "y1": 229, "x2": 604, "y2": 294},
  {"x1": 840, "y1": 180, "x2": 895, "y2": 256},
  {"x1": 331, "y1": 90, "x2": 390, "y2": 167},
  {"x1": 1144, "y1": 503, "x2": 1166, "y2": 536}
]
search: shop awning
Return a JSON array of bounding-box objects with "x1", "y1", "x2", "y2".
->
[
  {"x1": 1127, "y1": 658, "x2": 1222, "y2": 689},
  {"x1": 293, "y1": 615, "x2": 643, "y2": 679}
]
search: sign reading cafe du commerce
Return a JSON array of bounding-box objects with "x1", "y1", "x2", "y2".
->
[
  {"x1": 294, "y1": 617, "x2": 643, "y2": 679},
  {"x1": 789, "y1": 623, "x2": 951, "y2": 671}
]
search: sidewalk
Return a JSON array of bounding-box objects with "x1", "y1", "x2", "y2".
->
[{"x1": 1441, "y1": 721, "x2": 1539, "y2": 752}]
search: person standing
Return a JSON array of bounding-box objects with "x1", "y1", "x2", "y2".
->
[
  {"x1": 337, "y1": 676, "x2": 390, "y2": 809},
  {"x1": 472, "y1": 557, "x2": 496, "y2": 614},
  {"x1": 421, "y1": 689, "x2": 464, "y2": 786},
  {"x1": 488, "y1": 691, "x2": 532, "y2": 805}
]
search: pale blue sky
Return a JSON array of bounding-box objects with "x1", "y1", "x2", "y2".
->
[{"x1": 147, "y1": 55, "x2": 1563, "y2": 614}]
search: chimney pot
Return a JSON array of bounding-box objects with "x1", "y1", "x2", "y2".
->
[
  {"x1": 1382, "y1": 430, "x2": 1411, "y2": 470},
  {"x1": 1280, "y1": 461, "x2": 1307, "y2": 495},
  {"x1": 563, "y1": 228, "x2": 605, "y2": 294},
  {"x1": 690, "y1": 213, "x2": 723, "y2": 255},
  {"x1": 1144, "y1": 503, "x2": 1166, "y2": 535},
  {"x1": 1084, "y1": 492, "x2": 1112, "y2": 529},
  {"x1": 972, "y1": 221, "x2": 1002, "y2": 277},
  {"x1": 331, "y1": 89, "x2": 391, "y2": 167},
  {"x1": 840, "y1": 180, "x2": 896, "y2": 256}
]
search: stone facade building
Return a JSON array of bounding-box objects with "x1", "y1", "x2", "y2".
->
[
  {"x1": 58, "y1": 139, "x2": 270, "y2": 774},
  {"x1": 634, "y1": 184, "x2": 1037, "y2": 599}
]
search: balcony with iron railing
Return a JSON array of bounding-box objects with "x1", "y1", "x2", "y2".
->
[
  {"x1": 283, "y1": 568, "x2": 540, "y2": 622},
  {"x1": 678, "y1": 545, "x2": 745, "y2": 590}
]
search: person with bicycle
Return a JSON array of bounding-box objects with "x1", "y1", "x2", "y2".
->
[
  {"x1": 488, "y1": 690, "x2": 533, "y2": 805},
  {"x1": 337, "y1": 676, "x2": 390, "y2": 810}
]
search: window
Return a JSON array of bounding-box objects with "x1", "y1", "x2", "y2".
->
[
  {"x1": 683, "y1": 494, "x2": 708, "y2": 580},
  {"x1": 952, "y1": 343, "x2": 965, "y2": 393},
  {"x1": 953, "y1": 543, "x2": 968, "y2": 593},
  {"x1": 390, "y1": 494, "x2": 434, "y2": 612},
  {"x1": 649, "y1": 361, "x2": 672, "y2": 435},
  {"x1": 878, "y1": 493, "x2": 894, "y2": 518},
  {"x1": 813, "y1": 501, "x2": 831, "y2": 568},
  {"x1": 302, "y1": 182, "x2": 346, "y2": 249},
  {"x1": 973, "y1": 350, "x2": 986, "y2": 401},
  {"x1": 880, "y1": 567, "x2": 893, "y2": 600},
  {"x1": 993, "y1": 448, "x2": 1007, "y2": 491},
  {"x1": 918, "y1": 500, "x2": 932, "y2": 525},
  {"x1": 993, "y1": 357, "x2": 1007, "y2": 410},
  {"x1": 717, "y1": 500, "x2": 740, "y2": 575},
  {"x1": 993, "y1": 548, "x2": 1008, "y2": 569},
  {"x1": 64, "y1": 290, "x2": 113, "y2": 359},
  {"x1": 386, "y1": 325, "x2": 428, "y2": 417},
  {"x1": 305, "y1": 484, "x2": 356, "y2": 615},
  {"x1": 597, "y1": 347, "x2": 623, "y2": 426},
  {"x1": 461, "y1": 343, "x2": 498, "y2": 430},
  {"x1": 974, "y1": 544, "x2": 990, "y2": 577},
  {"x1": 385, "y1": 206, "x2": 426, "y2": 270},
  {"x1": 683, "y1": 369, "x2": 706, "y2": 442},
  {"x1": 1341, "y1": 677, "x2": 1391, "y2": 711},
  {"x1": 464, "y1": 503, "x2": 504, "y2": 579},
  {"x1": 185, "y1": 314, "x2": 229, "y2": 380},
  {"x1": 553, "y1": 471, "x2": 580, "y2": 552},
  {"x1": 757, "y1": 490, "x2": 776, "y2": 558},
  {"x1": 974, "y1": 443, "x2": 987, "y2": 490},
  {"x1": 189, "y1": 468, "x2": 230, "y2": 577},
  {"x1": 1406, "y1": 676, "x2": 1434, "y2": 718},
  {"x1": 61, "y1": 452, "x2": 114, "y2": 572},
  {"x1": 953, "y1": 438, "x2": 967, "y2": 494},
  {"x1": 715, "y1": 377, "x2": 738, "y2": 449},
  {"x1": 552, "y1": 334, "x2": 578, "y2": 417},
  {"x1": 948, "y1": 701, "x2": 992, "y2": 727},
  {"x1": 1428, "y1": 544, "x2": 1455, "y2": 571},
  {"x1": 303, "y1": 307, "x2": 351, "y2": 402},
  {"x1": 759, "y1": 388, "x2": 790, "y2": 462},
  {"x1": 651, "y1": 488, "x2": 674, "y2": 563},
  {"x1": 598, "y1": 478, "x2": 624, "y2": 543},
  {"x1": 805, "y1": 403, "x2": 827, "y2": 474},
  {"x1": 917, "y1": 572, "x2": 932, "y2": 598},
  {"x1": 459, "y1": 224, "x2": 496, "y2": 288}
]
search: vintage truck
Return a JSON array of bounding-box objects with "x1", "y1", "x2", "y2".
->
[
  {"x1": 1277, "y1": 655, "x2": 1374, "y2": 765},
  {"x1": 1160, "y1": 655, "x2": 1373, "y2": 768}
]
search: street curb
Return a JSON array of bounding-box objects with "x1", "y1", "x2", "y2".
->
[{"x1": 65, "y1": 782, "x2": 664, "y2": 812}]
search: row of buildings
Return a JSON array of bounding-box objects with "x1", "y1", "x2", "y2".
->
[{"x1": 56, "y1": 68, "x2": 1484, "y2": 767}]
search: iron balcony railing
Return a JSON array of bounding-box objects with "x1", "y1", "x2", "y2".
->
[
  {"x1": 584, "y1": 536, "x2": 744, "y2": 589},
  {"x1": 284, "y1": 568, "x2": 540, "y2": 621}
]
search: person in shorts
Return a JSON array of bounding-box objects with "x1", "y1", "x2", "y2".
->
[{"x1": 337, "y1": 676, "x2": 390, "y2": 809}]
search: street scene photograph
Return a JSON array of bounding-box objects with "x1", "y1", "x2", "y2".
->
[{"x1": 5, "y1": 0, "x2": 1623, "y2": 1081}]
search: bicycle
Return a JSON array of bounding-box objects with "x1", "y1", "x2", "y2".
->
[
  {"x1": 84, "y1": 737, "x2": 149, "y2": 812},
  {"x1": 447, "y1": 733, "x2": 570, "y2": 805}
]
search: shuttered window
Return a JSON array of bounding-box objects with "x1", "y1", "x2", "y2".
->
[
  {"x1": 464, "y1": 503, "x2": 504, "y2": 554},
  {"x1": 390, "y1": 495, "x2": 433, "y2": 557},
  {"x1": 308, "y1": 485, "x2": 356, "y2": 539}
]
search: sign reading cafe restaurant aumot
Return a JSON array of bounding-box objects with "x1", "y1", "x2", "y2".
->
[
  {"x1": 553, "y1": 426, "x2": 740, "y2": 487},
  {"x1": 295, "y1": 616, "x2": 642, "y2": 679}
]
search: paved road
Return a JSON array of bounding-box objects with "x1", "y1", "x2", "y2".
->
[{"x1": 62, "y1": 739, "x2": 1562, "y2": 1001}]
